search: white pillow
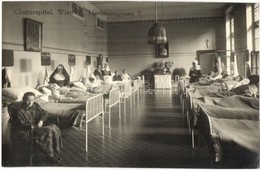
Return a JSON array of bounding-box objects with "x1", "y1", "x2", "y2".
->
[
  {"x1": 73, "y1": 81, "x2": 87, "y2": 89},
  {"x1": 42, "y1": 87, "x2": 52, "y2": 96},
  {"x1": 2, "y1": 86, "x2": 42, "y2": 101},
  {"x1": 104, "y1": 76, "x2": 112, "y2": 83},
  {"x1": 2, "y1": 95, "x2": 17, "y2": 102}
]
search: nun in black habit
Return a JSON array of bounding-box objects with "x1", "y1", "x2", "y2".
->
[{"x1": 49, "y1": 64, "x2": 70, "y2": 87}]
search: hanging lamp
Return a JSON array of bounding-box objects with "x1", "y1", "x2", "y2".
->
[{"x1": 147, "y1": 2, "x2": 167, "y2": 44}]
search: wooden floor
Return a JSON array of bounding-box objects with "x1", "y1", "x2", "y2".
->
[{"x1": 2, "y1": 90, "x2": 256, "y2": 168}]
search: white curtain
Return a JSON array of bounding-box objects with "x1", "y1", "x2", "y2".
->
[
  {"x1": 217, "y1": 56, "x2": 222, "y2": 74},
  {"x1": 3, "y1": 67, "x2": 12, "y2": 87},
  {"x1": 43, "y1": 67, "x2": 49, "y2": 85},
  {"x1": 70, "y1": 66, "x2": 74, "y2": 81},
  {"x1": 6, "y1": 68, "x2": 12, "y2": 83},
  {"x1": 80, "y1": 68, "x2": 87, "y2": 79},
  {"x1": 233, "y1": 54, "x2": 239, "y2": 76}
]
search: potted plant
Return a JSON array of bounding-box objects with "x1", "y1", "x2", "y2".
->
[{"x1": 172, "y1": 67, "x2": 186, "y2": 80}]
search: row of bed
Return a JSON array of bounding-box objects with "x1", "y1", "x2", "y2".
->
[
  {"x1": 178, "y1": 77, "x2": 259, "y2": 167},
  {"x1": 2, "y1": 76, "x2": 145, "y2": 153}
]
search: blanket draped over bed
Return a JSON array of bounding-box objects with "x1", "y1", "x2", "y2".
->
[
  {"x1": 198, "y1": 96, "x2": 259, "y2": 162},
  {"x1": 34, "y1": 97, "x2": 85, "y2": 128}
]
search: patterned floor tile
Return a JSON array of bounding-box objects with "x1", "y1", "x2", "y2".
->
[{"x1": 3, "y1": 92, "x2": 254, "y2": 168}]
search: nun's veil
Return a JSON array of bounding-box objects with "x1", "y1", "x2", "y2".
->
[{"x1": 49, "y1": 64, "x2": 70, "y2": 86}]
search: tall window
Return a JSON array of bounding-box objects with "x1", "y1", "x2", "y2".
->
[
  {"x1": 253, "y1": 3, "x2": 259, "y2": 51},
  {"x1": 230, "y1": 15, "x2": 235, "y2": 51},
  {"x1": 225, "y1": 6, "x2": 234, "y2": 75},
  {"x1": 251, "y1": 3, "x2": 259, "y2": 75}
]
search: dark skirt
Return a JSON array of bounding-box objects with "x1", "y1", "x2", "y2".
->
[{"x1": 33, "y1": 124, "x2": 63, "y2": 159}]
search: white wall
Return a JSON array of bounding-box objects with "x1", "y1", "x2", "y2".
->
[
  {"x1": 107, "y1": 17, "x2": 226, "y2": 77},
  {"x1": 2, "y1": 1, "x2": 108, "y2": 88}
]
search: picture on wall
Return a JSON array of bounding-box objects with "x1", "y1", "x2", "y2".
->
[
  {"x1": 156, "y1": 42, "x2": 169, "y2": 58},
  {"x1": 2, "y1": 49, "x2": 14, "y2": 67},
  {"x1": 24, "y1": 18, "x2": 43, "y2": 52},
  {"x1": 68, "y1": 54, "x2": 76, "y2": 65},
  {"x1": 86, "y1": 56, "x2": 91, "y2": 65},
  {"x1": 41, "y1": 52, "x2": 51, "y2": 66},
  {"x1": 97, "y1": 54, "x2": 104, "y2": 67}
]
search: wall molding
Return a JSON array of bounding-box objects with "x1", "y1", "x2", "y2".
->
[
  {"x1": 2, "y1": 41, "x2": 108, "y2": 57},
  {"x1": 107, "y1": 16, "x2": 224, "y2": 26},
  {"x1": 109, "y1": 52, "x2": 196, "y2": 58},
  {"x1": 43, "y1": 46, "x2": 94, "y2": 55},
  {"x1": 2, "y1": 42, "x2": 24, "y2": 47}
]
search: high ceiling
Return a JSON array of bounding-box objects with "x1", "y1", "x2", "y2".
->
[{"x1": 89, "y1": 1, "x2": 230, "y2": 22}]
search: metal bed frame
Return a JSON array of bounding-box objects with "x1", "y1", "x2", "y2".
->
[
  {"x1": 132, "y1": 79, "x2": 142, "y2": 106},
  {"x1": 178, "y1": 78, "x2": 202, "y2": 148},
  {"x1": 85, "y1": 93, "x2": 104, "y2": 152},
  {"x1": 196, "y1": 104, "x2": 222, "y2": 163},
  {"x1": 104, "y1": 87, "x2": 121, "y2": 128},
  {"x1": 178, "y1": 81, "x2": 220, "y2": 162},
  {"x1": 36, "y1": 85, "x2": 105, "y2": 152},
  {"x1": 120, "y1": 82, "x2": 133, "y2": 115}
]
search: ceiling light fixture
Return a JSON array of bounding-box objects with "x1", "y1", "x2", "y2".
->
[{"x1": 147, "y1": 2, "x2": 167, "y2": 44}]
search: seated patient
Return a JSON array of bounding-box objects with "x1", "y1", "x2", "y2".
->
[
  {"x1": 102, "y1": 64, "x2": 112, "y2": 76},
  {"x1": 207, "y1": 71, "x2": 223, "y2": 81},
  {"x1": 121, "y1": 69, "x2": 131, "y2": 82},
  {"x1": 80, "y1": 76, "x2": 104, "y2": 93},
  {"x1": 8, "y1": 92, "x2": 63, "y2": 163},
  {"x1": 113, "y1": 70, "x2": 122, "y2": 81},
  {"x1": 79, "y1": 76, "x2": 101, "y2": 89},
  {"x1": 80, "y1": 77, "x2": 92, "y2": 89},
  {"x1": 49, "y1": 65, "x2": 70, "y2": 87},
  {"x1": 189, "y1": 61, "x2": 202, "y2": 83}
]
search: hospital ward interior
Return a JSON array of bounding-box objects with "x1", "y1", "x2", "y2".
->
[{"x1": 1, "y1": 1, "x2": 260, "y2": 168}]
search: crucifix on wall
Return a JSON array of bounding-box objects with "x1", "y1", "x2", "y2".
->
[{"x1": 206, "y1": 39, "x2": 209, "y2": 48}]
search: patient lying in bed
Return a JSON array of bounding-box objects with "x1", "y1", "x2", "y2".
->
[
  {"x1": 69, "y1": 76, "x2": 114, "y2": 95},
  {"x1": 207, "y1": 71, "x2": 223, "y2": 81},
  {"x1": 50, "y1": 83, "x2": 89, "y2": 100},
  {"x1": 214, "y1": 75, "x2": 259, "y2": 98},
  {"x1": 220, "y1": 75, "x2": 250, "y2": 91},
  {"x1": 72, "y1": 77, "x2": 105, "y2": 93},
  {"x1": 198, "y1": 71, "x2": 231, "y2": 86}
]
